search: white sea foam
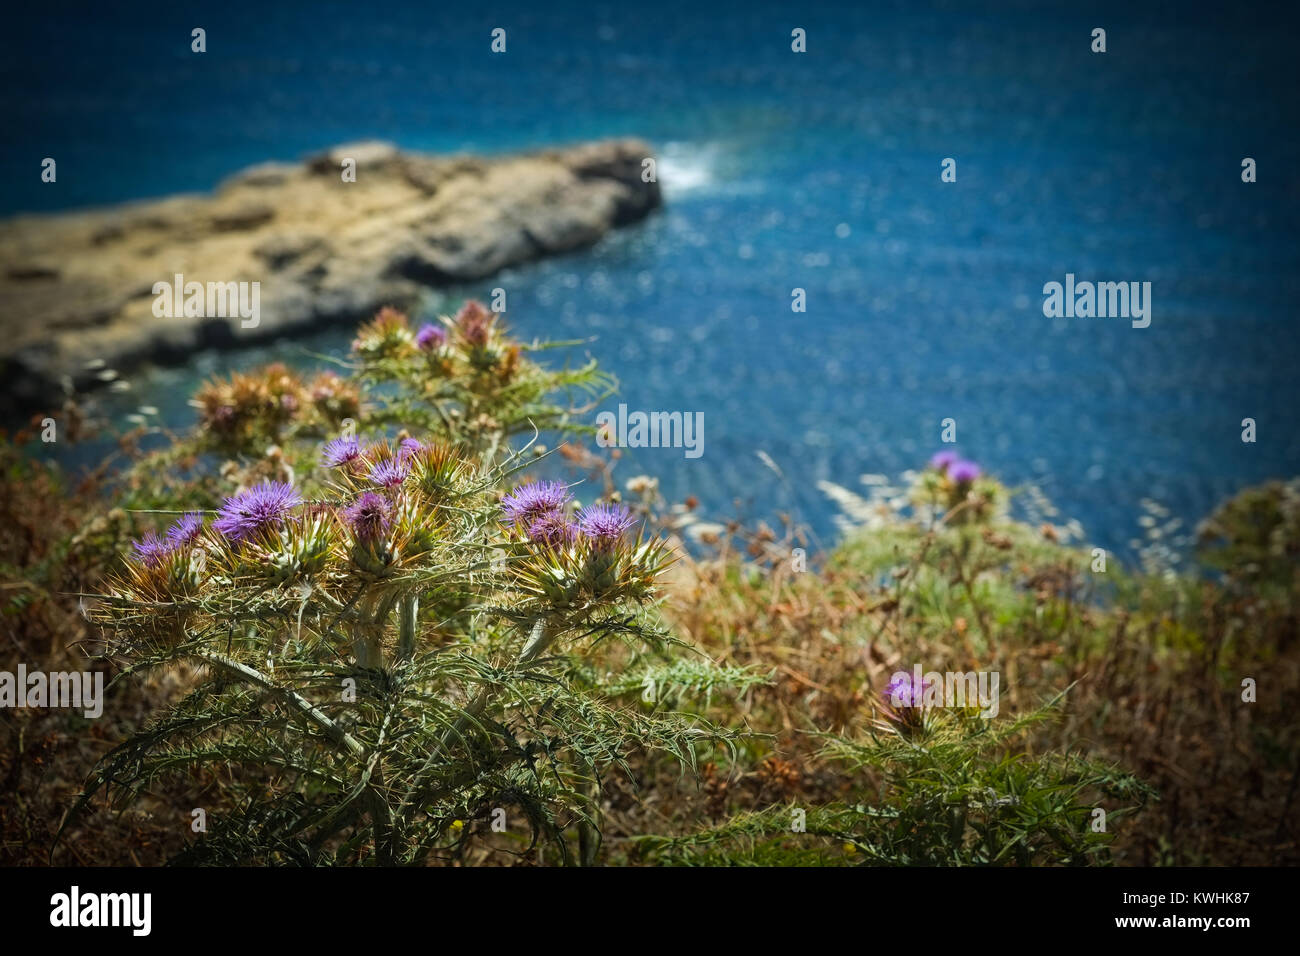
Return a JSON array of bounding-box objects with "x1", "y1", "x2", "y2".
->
[{"x1": 656, "y1": 142, "x2": 718, "y2": 197}]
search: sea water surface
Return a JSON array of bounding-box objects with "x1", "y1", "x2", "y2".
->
[{"x1": 4, "y1": 0, "x2": 1299, "y2": 558}]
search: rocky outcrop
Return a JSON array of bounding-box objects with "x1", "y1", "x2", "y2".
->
[{"x1": 0, "y1": 138, "x2": 660, "y2": 418}]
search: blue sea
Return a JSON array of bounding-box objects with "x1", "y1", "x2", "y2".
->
[{"x1": 4, "y1": 0, "x2": 1299, "y2": 558}]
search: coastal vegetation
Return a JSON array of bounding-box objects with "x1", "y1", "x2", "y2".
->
[{"x1": 1, "y1": 304, "x2": 1295, "y2": 866}]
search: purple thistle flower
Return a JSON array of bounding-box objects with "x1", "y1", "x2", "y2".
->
[
  {"x1": 883, "y1": 672, "x2": 932, "y2": 709},
  {"x1": 131, "y1": 531, "x2": 172, "y2": 568},
  {"x1": 213, "y1": 481, "x2": 303, "y2": 543},
  {"x1": 343, "y1": 492, "x2": 392, "y2": 543},
  {"x1": 577, "y1": 503, "x2": 637, "y2": 547},
  {"x1": 165, "y1": 512, "x2": 204, "y2": 548},
  {"x1": 322, "y1": 436, "x2": 361, "y2": 468},
  {"x1": 368, "y1": 458, "x2": 410, "y2": 489},
  {"x1": 397, "y1": 437, "x2": 423, "y2": 461},
  {"x1": 500, "y1": 481, "x2": 572, "y2": 529},
  {"x1": 929, "y1": 450, "x2": 959, "y2": 473},
  {"x1": 456, "y1": 301, "x2": 493, "y2": 347},
  {"x1": 527, "y1": 511, "x2": 577, "y2": 548},
  {"x1": 415, "y1": 323, "x2": 446, "y2": 351},
  {"x1": 949, "y1": 460, "x2": 982, "y2": 484}
]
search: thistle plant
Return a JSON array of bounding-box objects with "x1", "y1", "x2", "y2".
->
[
  {"x1": 74, "y1": 303, "x2": 617, "y2": 604},
  {"x1": 68, "y1": 436, "x2": 733, "y2": 864},
  {"x1": 638, "y1": 691, "x2": 1153, "y2": 867},
  {"x1": 348, "y1": 301, "x2": 613, "y2": 456},
  {"x1": 60, "y1": 306, "x2": 737, "y2": 866},
  {"x1": 193, "y1": 363, "x2": 362, "y2": 456},
  {"x1": 917, "y1": 451, "x2": 1002, "y2": 525}
]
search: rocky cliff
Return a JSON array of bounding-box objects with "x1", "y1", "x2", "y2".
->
[{"x1": 0, "y1": 138, "x2": 660, "y2": 418}]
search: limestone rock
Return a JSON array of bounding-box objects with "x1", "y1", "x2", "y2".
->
[{"x1": 0, "y1": 138, "x2": 662, "y2": 418}]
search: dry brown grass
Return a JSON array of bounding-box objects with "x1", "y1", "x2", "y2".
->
[{"x1": 600, "y1": 515, "x2": 1299, "y2": 866}]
